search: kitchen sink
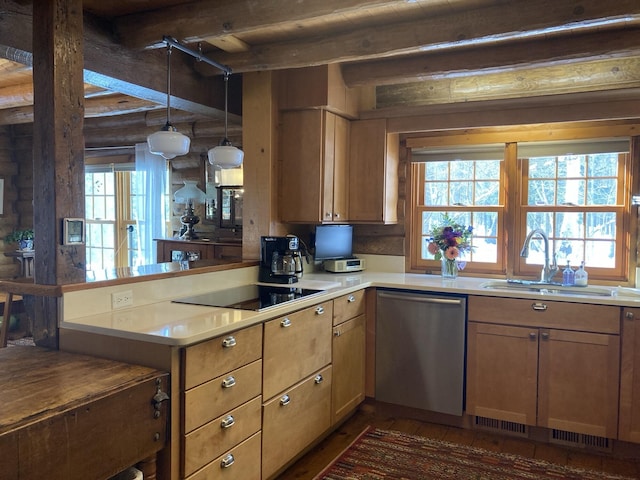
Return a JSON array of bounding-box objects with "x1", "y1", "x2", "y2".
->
[{"x1": 480, "y1": 279, "x2": 615, "y2": 297}]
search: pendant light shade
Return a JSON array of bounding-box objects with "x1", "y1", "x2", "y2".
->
[
  {"x1": 208, "y1": 72, "x2": 243, "y2": 169},
  {"x1": 147, "y1": 45, "x2": 190, "y2": 159}
]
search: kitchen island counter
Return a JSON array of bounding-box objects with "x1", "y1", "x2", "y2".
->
[{"x1": 59, "y1": 265, "x2": 640, "y2": 347}]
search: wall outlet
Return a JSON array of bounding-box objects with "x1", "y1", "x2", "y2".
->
[{"x1": 112, "y1": 290, "x2": 133, "y2": 309}]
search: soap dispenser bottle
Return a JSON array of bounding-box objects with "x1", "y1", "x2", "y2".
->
[
  {"x1": 562, "y1": 260, "x2": 575, "y2": 286},
  {"x1": 575, "y1": 261, "x2": 588, "y2": 286}
]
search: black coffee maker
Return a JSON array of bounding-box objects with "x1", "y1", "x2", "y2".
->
[{"x1": 259, "y1": 236, "x2": 301, "y2": 284}]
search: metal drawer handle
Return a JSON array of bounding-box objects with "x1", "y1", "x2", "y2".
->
[
  {"x1": 316, "y1": 306, "x2": 325, "y2": 315},
  {"x1": 334, "y1": 330, "x2": 341, "y2": 337},
  {"x1": 315, "y1": 374, "x2": 324, "y2": 384},
  {"x1": 347, "y1": 295, "x2": 356, "y2": 303},
  {"x1": 529, "y1": 332, "x2": 537, "y2": 339},
  {"x1": 541, "y1": 332, "x2": 550, "y2": 340},
  {"x1": 281, "y1": 317, "x2": 292, "y2": 328},
  {"x1": 222, "y1": 336, "x2": 236, "y2": 348},
  {"x1": 220, "y1": 453, "x2": 235, "y2": 469},
  {"x1": 220, "y1": 415, "x2": 235, "y2": 429},
  {"x1": 531, "y1": 302, "x2": 547, "y2": 311},
  {"x1": 221, "y1": 376, "x2": 236, "y2": 388},
  {"x1": 280, "y1": 394, "x2": 291, "y2": 406},
  {"x1": 626, "y1": 311, "x2": 634, "y2": 319}
]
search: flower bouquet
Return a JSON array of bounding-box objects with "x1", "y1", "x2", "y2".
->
[{"x1": 427, "y1": 214, "x2": 473, "y2": 278}]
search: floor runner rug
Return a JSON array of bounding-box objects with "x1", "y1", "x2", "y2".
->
[{"x1": 314, "y1": 427, "x2": 636, "y2": 480}]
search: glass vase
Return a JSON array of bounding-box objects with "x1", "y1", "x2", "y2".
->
[{"x1": 441, "y1": 257, "x2": 458, "y2": 279}]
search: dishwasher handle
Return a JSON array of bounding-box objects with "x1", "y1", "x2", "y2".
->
[{"x1": 377, "y1": 291, "x2": 464, "y2": 306}]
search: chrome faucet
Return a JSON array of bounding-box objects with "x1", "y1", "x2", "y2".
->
[{"x1": 520, "y1": 229, "x2": 559, "y2": 283}]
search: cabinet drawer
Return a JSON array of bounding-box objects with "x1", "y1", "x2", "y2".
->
[
  {"x1": 186, "y1": 432, "x2": 262, "y2": 480},
  {"x1": 183, "y1": 324, "x2": 262, "y2": 390},
  {"x1": 184, "y1": 360, "x2": 262, "y2": 433},
  {"x1": 263, "y1": 302, "x2": 333, "y2": 399},
  {"x1": 468, "y1": 295, "x2": 620, "y2": 334},
  {"x1": 333, "y1": 289, "x2": 365, "y2": 326},
  {"x1": 183, "y1": 396, "x2": 262, "y2": 477},
  {"x1": 262, "y1": 365, "x2": 332, "y2": 479}
]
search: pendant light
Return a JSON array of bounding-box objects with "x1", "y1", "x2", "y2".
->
[
  {"x1": 208, "y1": 72, "x2": 244, "y2": 169},
  {"x1": 147, "y1": 45, "x2": 191, "y2": 160}
]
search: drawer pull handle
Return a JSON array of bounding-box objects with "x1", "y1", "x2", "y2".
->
[
  {"x1": 315, "y1": 374, "x2": 324, "y2": 384},
  {"x1": 281, "y1": 318, "x2": 292, "y2": 328},
  {"x1": 626, "y1": 311, "x2": 634, "y2": 319},
  {"x1": 222, "y1": 336, "x2": 237, "y2": 348},
  {"x1": 316, "y1": 306, "x2": 325, "y2": 315},
  {"x1": 280, "y1": 394, "x2": 291, "y2": 406},
  {"x1": 220, "y1": 415, "x2": 235, "y2": 429},
  {"x1": 531, "y1": 302, "x2": 547, "y2": 311},
  {"x1": 221, "y1": 376, "x2": 236, "y2": 388},
  {"x1": 334, "y1": 330, "x2": 341, "y2": 337},
  {"x1": 541, "y1": 332, "x2": 550, "y2": 340},
  {"x1": 220, "y1": 454, "x2": 235, "y2": 469},
  {"x1": 529, "y1": 332, "x2": 537, "y2": 339},
  {"x1": 347, "y1": 295, "x2": 356, "y2": 303}
]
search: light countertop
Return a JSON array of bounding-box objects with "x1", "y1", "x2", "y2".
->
[{"x1": 59, "y1": 271, "x2": 640, "y2": 347}]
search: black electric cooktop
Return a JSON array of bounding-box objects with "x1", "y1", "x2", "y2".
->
[{"x1": 172, "y1": 284, "x2": 323, "y2": 311}]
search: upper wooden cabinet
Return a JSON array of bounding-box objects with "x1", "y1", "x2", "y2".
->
[
  {"x1": 279, "y1": 109, "x2": 350, "y2": 224},
  {"x1": 278, "y1": 64, "x2": 367, "y2": 118},
  {"x1": 348, "y1": 118, "x2": 399, "y2": 224}
]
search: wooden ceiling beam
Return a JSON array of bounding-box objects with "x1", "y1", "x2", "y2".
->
[
  {"x1": 376, "y1": 57, "x2": 640, "y2": 108},
  {"x1": 114, "y1": 0, "x2": 416, "y2": 50},
  {"x1": 342, "y1": 26, "x2": 640, "y2": 87},
  {"x1": 0, "y1": 2, "x2": 228, "y2": 118},
  {"x1": 205, "y1": 0, "x2": 640, "y2": 73}
]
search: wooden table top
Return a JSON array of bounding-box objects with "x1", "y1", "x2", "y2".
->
[{"x1": 0, "y1": 346, "x2": 166, "y2": 435}]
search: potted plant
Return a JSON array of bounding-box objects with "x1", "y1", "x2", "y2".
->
[{"x1": 4, "y1": 229, "x2": 34, "y2": 251}]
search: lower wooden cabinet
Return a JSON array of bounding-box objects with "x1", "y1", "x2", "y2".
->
[
  {"x1": 620, "y1": 307, "x2": 640, "y2": 442},
  {"x1": 466, "y1": 296, "x2": 621, "y2": 439},
  {"x1": 332, "y1": 314, "x2": 366, "y2": 424},
  {"x1": 183, "y1": 396, "x2": 262, "y2": 477},
  {"x1": 262, "y1": 366, "x2": 333, "y2": 479},
  {"x1": 187, "y1": 432, "x2": 262, "y2": 480}
]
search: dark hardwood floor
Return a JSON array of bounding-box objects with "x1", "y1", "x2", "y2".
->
[{"x1": 277, "y1": 400, "x2": 640, "y2": 479}]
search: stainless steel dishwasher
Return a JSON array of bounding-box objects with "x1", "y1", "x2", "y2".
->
[{"x1": 375, "y1": 289, "x2": 466, "y2": 416}]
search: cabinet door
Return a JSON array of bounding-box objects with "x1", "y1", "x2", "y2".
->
[
  {"x1": 348, "y1": 118, "x2": 398, "y2": 224},
  {"x1": 466, "y1": 322, "x2": 538, "y2": 426},
  {"x1": 263, "y1": 302, "x2": 333, "y2": 399},
  {"x1": 332, "y1": 314, "x2": 366, "y2": 424},
  {"x1": 262, "y1": 366, "x2": 332, "y2": 479},
  {"x1": 279, "y1": 110, "x2": 349, "y2": 223},
  {"x1": 538, "y1": 328, "x2": 619, "y2": 438},
  {"x1": 620, "y1": 308, "x2": 640, "y2": 442}
]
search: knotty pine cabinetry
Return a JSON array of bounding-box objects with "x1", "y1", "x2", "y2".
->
[
  {"x1": 332, "y1": 290, "x2": 366, "y2": 424},
  {"x1": 279, "y1": 109, "x2": 349, "y2": 223},
  {"x1": 182, "y1": 324, "x2": 263, "y2": 479},
  {"x1": 620, "y1": 307, "x2": 640, "y2": 443},
  {"x1": 348, "y1": 118, "x2": 399, "y2": 224},
  {"x1": 262, "y1": 301, "x2": 334, "y2": 479},
  {"x1": 466, "y1": 296, "x2": 620, "y2": 439}
]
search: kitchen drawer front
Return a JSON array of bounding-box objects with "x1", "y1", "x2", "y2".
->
[
  {"x1": 186, "y1": 431, "x2": 262, "y2": 480},
  {"x1": 333, "y1": 289, "x2": 365, "y2": 326},
  {"x1": 183, "y1": 324, "x2": 263, "y2": 390},
  {"x1": 183, "y1": 396, "x2": 262, "y2": 477},
  {"x1": 184, "y1": 359, "x2": 262, "y2": 433},
  {"x1": 263, "y1": 302, "x2": 333, "y2": 399},
  {"x1": 262, "y1": 365, "x2": 333, "y2": 479},
  {"x1": 468, "y1": 295, "x2": 620, "y2": 334}
]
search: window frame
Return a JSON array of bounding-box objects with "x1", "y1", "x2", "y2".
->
[{"x1": 407, "y1": 135, "x2": 636, "y2": 284}]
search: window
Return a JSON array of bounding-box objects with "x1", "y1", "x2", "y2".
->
[
  {"x1": 410, "y1": 138, "x2": 632, "y2": 282},
  {"x1": 85, "y1": 165, "x2": 171, "y2": 271}
]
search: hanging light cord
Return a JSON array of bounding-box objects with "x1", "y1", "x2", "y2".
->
[
  {"x1": 223, "y1": 71, "x2": 230, "y2": 142},
  {"x1": 165, "y1": 45, "x2": 173, "y2": 128}
]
